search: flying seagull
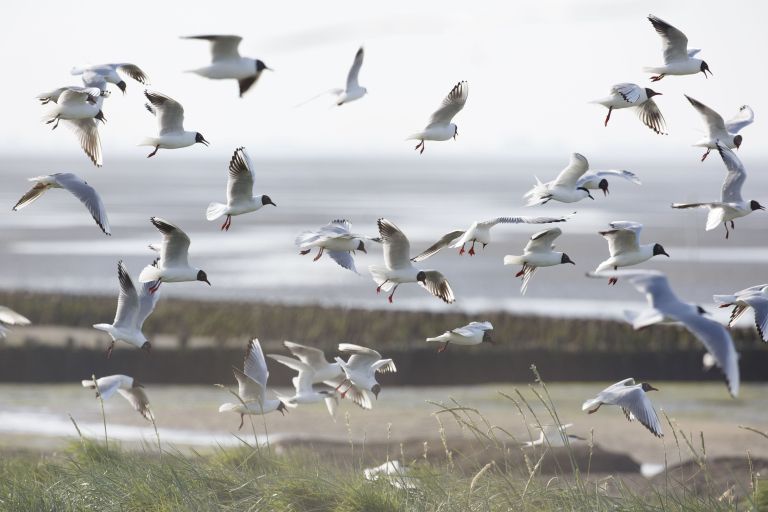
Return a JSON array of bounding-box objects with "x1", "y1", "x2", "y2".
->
[
  {"x1": 685, "y1": 95, "x2": 754, "y2": 161},
  {"x1": 182, "y1": 35, "x2": 272, "y2": 97},
  {"x1": 504, "y1": 227, "x2": 575, "y2": 294},
  {"x1": 82, "y1": 374, "x2": 153, "y2": 421},
  {"x1": 369, "y1": 218, "x2": 456, "y2": 304},
  {"x1": 713, "y1": 284, "x2": 768, "y2": 342},
  {"x1": 139, "y1": 217, "x2": 210, "y2": 291},
  {"x1": 71, "y1": 63, "x2": 150, "y2": 93},
  {"x1": 219, "y1": 339, "x2": 289, "y2": 429},
  {"x1": 524, "y1": 153, "x2": 596, "y2": 205},
  {"x1": 334, "y1": 343, "x2": 396, "y2": 404},
  {"x1": 577, "y1": 169, "x2": 642, "y2": 196},
  {"x1": 12, "y1": 173, "x2": 111, "y2": 235},
  {"x1": 591, "y1": 83, "x2": 666, "y2": 135},
  {"x1": 295, "y1": 219, "x2": 371, "y2": 273},
  {"x1": 582, "y1": 378, "x2": 663, "y2": 437},
  {"x1": 586, "y1": 269, "x2": 739, "y2": 397},
  {"x1": 39, "y1": 86, "x2": 106, "y2": 166},
  {"x1": 411, "y1": 213, "x2": 572, "y2": 261},
  {"x1": 94, "y1": 261, "x2": 160, "y2": 357},
  {"x1": 408, "y1": 81, "x2": 468, "y2": 154},
  {"x1": 206, "y1": 147, "x2": 276, "y2": 231},
  {"x1": 593, "y1": 221, "x2": 669, "y2": 285},
  {"x1": 644, "y1": 14, "x2": 711, "y2": 81},
  {"x1": 140, "y1": 90, "x2": 209, "y2": 157},
  {"x1": 672, "y1": 142, "x2": 764, "y2": 239},
  {"x1": 426, "y1": 321, "x2": 493, "y2": 353}
]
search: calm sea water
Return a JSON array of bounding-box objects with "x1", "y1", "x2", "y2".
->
[{"x1": 2, "y1": 155, "x2": 767, "y2": 320}]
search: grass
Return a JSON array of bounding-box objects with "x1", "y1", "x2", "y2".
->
[{"x1": 0, "y1": 368, "x2": 763, "y2": 511}]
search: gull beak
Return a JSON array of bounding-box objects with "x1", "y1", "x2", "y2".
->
[
  {"x1": 359, "y1": 247, "x2": 367, "y2": 254},
  {"x1": 649, "y1": 385, "x2": 659, "y2": 392},
  {"x1": 662, "y1": 250, "x2": 670, "y2": 257},
  {"x1": 200, "y1": 137, "x2": 210, "y2": 146},
  {"x1": 760, "y1": 205, "x2": 766, "y2": 211},
  {"x1": 204, "y1": 279, "x2": 211, "y2": 286}
]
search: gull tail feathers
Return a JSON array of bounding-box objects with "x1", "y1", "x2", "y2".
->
[
  {"x1": 705, "y1": 209, "x2": 724, "y2": 231},
  {"x1": 92, "y1": 323, "x2": 115, "y2": 335},
  {"x1": 218, "y1": 403, "x2": 240, "y2": 413},
  {"x1": 81, "y1": 380, "x2": 96, "y2": 389},
  {"x1": 369, "y1": 266, "x2": 395, "y2": 291},
  {"x1": 206, "y1": 202, "x2": 228, "y2": 221},
  {"x1": 503, "y1": 255, "x2": 525, "y2": 266},
  {"x1": 581, "y1": 397, "x2": 601, "y2": 412}
]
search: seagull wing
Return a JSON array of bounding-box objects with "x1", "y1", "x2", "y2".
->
[
  {"x1": 613, "y1": 386, "x2": 663, "y2": 437},
  {"x1": 478, "y1": 213, "x2": 572, "y2": 229},
  {"x1": 635, "y1": 99, "x2": 667, "y2": 135},
  {"x1": 184, "y1": 35, "x2": 242, "y2": 62},
  {"x1": 90, "y1": 375, "x2": 123, "y2": 400},
  {"x1": 524, "y1": 227, "x2": 562, "y2": 253},
  {"x1": 684, "y1": 95, "x2": 726, "y2": 135},
  {"x1": 680, "y1": 313, "x2": 740, "y2": 397},
  {"x1": 12, "y1": 179, "x2": 50, "y2": 211},
  {"x1": 346, "y1": 47, "x2": 364, "y2": 90},
  {"x1": 0, "y1": 306, "x2": 30, "y2": 326},
  {"x1": 267, "y1": 354, "x2": 314, "y2": 394},
  {"x1": 235, "y1": 339, "x2": 268, "y2": 403},
  {"x1": 599, "y1": 222, "x2": 641, "y2": 256},
  {"x1": 113, "y1": 261, "x2": 140, "y2": 329},
  {"x1": 742, "y1": 296, "x2": 768, "y2": 342},
  {"x1": 716, "y1": 143, "x2": 745, "y2": 204},
  {"x1": 338, "y1": 343, "x2": 382, "y2": 371},
  {"x1": 117, "y1": 387, "x2": 153, "y2": 421},
  {"x1": 116, "y1": 63, "x2": 151, "y2": 85},
  {"x1": 648, "y1": 15, "x2": 689, "y2": 64},
  {"x1": 377, "y1": 218, "x2": 411, "y2": 270},
  {"x1": 418, "y1": 270, "x2": 455, "y2": 304},
  {"x1": 577, "y1": 170, "x2": 642, "y2": 187},
  {"x1": 411, "y1": 230, "x2": 465, "y2": 262},
  {"x1": 226, "y1": 147, "x2": 255, "y2": 203},
  {"x1": 144, "y1": 90, "x2": 185, "y2": 135},
  {"x1": 327, "y1": 250, "x2": 357, "y2": 273},
  {"x1": 724, "y1": 105, "x2": 754, "y2": 134},
  {"x1": 427, "y1": 81, "x2": 468, "y2": 127},
  {"x1": 136, "y1": 278, "x2": 161, "y2": 330},
  {"x1": 53, "y1": 173, "x2": 110, "y2": 235},
  {"x1": 552, "y1": 153, "x2": 590, "y2": 188},
  {"x1": 283, "y1": 341, "x2": 329, "y2": 368},
  {"x1": 63, "y1": 119, "x2": 103, "y2": 167},
  {"x1": 611, "y1": 83, "x2": 643, "y2": 104},
  {"x1": 149, "y1": 217, "x2": 190, "y2": 267}
]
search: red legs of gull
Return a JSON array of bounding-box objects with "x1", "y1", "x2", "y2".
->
[
  {"x1": 468, "y1": 240, "x2": 476, "y2": 256},
  {"x1": 147, "y1": 146, "x2": 159, "y2": 158},
  {"x1": 701, "y1": 148, "x2": 711, "y2": 161},
  {"x1": 437, "y1": 342, "x2": 449, "y2": 353},
  {"x1": 299, "y1": 249, "x2": 311, "y2": 255},
  {"x1": 414, "y1": 140, "x2": 425, "y2": 154},
  {"x1": 376, "y1": 280, "x2": 389, "y2": 294},
  {"x1": 604, "y1": 107, "x2": 612, "y2": 127},
  {"x1": 459, "y1": 244, "x2": 466, "y2": 255},
  {"x1": 220, "y1": 215, "x2": 232, "y2": 231},
  {"x1": 388, "y1": 284, "x2": 400, "y2": 304},
  {"x1": 105, "y1": 340, "x2": 115, "y2": 359},
  {"x1": 148, "y1": 280, "x2": 162, "y2": 294},
  {"x1": 650, "y1": 74, "x2": 665, "y2": 82},
  {"x1": 313, "y1": 247, "x2": 325, "y2": 262},
  {"x1": 609, "y1": 266, "x2": 618, "y2": 286},
  {"x1": 238, "y1": 414, "x2": 244, "y2": 430},
  {"x1": 334, "y1": 379, "x2": 353, "y2": 398}
]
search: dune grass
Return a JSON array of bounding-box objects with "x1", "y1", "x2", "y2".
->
[{"x1": 0, "y1": 367, "x2": 763, "y2": 511}]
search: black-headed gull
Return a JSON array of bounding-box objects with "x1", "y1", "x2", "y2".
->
[
  {"x1": 586, "y1": 269, "x2": 739, "y2": 397},
  {"x1": 266, "y1": 354, "x2": 339, "y2": 418},
  {"x1": 39, "y1": 86, "x2": 106, "y2": 166},
  {"x1": 524, "y1": 153, "x2": 595, "y2": 205},
  {"x1": 411, "y1": 213, "x2": 572, "y2": 261},
  {"x1": 141, "y1": 90, "x2": 209, "y2": 158},
  {"x1": 295, "y1": 220, "x2": 371, "y2": 273},
  {"x1": 182, "y1": 35, "x2": 271, "y2": 97},
  {"x1": 591, "y1": 83, "x2": 666, "y2": 135},
  {"x1": 206, "y1": 147, "x2": 276, "y2": 231},
  {"x1": 334, "y1": 343, "x2": 396, "y2": 403},
  {"x1": 714, "y1": 284, "x2": 768, "y2": 342},
  {"x1": 369, "y1": 219, "x2": 455, "y2": 304},
  {"x1": 426, "y1": 321, "x2": 493, "y2": 353},
  {"x1": 408, "y1": 81, "x2": 468, "y2": 154},
  {"x1": 139, "y1": 217, "x2": 210, "y2": 291},
  {"x1": 577, "y1": 170, "x2": 642, "y2": 196},
  {"x1": 504, "y1": 227, "x2": 575, "y2": 294},
  {"x1": 0, "y1": 306, "x2": 31, "y2": 339},
  {"x1": 12, "y1": 173, "x2": 111, "y2": 235},
  {"x1": 94, "y1": 261, "x2": 160, "y2": 357},
  {"x1": 522, "y1": 423, "x2": 586, "y2": 448},
  {"x1": 672, "y1": 142, "x2": 764, "y2": 239},
  {"x1": 644, "y1": 15, "x2": 711, "y2": 82},
  {"x1": 71, "y1": 63, "x2": 150, "y2": 93},
  {"x1": 594, "y1": 221, "x2": 669, "y2": 285},
  {"x1": 582, "y1": 378, "x2": 662, "y2": 437},
  {"x1": 219, "y1": 339, "x2": 288, "y2": 429},
  {"x1": 82, "y1": 374, "x2": 153, "y2": 421},
  {"x1": 685, "y1": 95, "x2": 754, "y2": 161}
]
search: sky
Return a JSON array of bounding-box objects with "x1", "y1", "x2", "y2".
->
[{"x1": 2, "y1": 0, "x2": 768, "y2": 163}]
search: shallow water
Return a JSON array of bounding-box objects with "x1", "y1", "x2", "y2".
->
[{"x1": 1, "y1": 156, "x2": 767, "y2": 320}]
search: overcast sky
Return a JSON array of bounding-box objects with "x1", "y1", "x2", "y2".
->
[{"x1": 3, "y1": 0, "x2": 767, "y2": 163}]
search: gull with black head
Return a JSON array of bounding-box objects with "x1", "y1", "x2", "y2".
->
[{"x1": 141, "y1": 90, "x2": 208, "y2": 157}]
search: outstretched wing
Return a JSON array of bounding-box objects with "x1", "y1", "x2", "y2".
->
[
  {"x1": 183, "y1": 35, "x2": 242, "y2": 62},
  {"x1": 684, "y1": 95, "x2": 725, "y2": 135},
  {"x1": 226, "y1": 147, "x2": 255, "y2": 203},
  {"x1": 411, "y1": 230, "x2": 465, "y2": 262},
  {"x1": 648, "y1": 15, "x2": 689, "y2": 64},
  {"x1": 427, "y1": 81, "x2": 468, "y2": 127},
  {"x1": 144, "y1": 90, "x2": 185, "y2": 135},
  {"x1": 524, "y1": 227, "x2": 562, "y2": 253},
  {"x1": 149, "y1": 217, "x2": 191, "y2": 267},
  {"x1": 552, "y1": 153, "x2": 589, "y2": 188},
  {"x1": 377, "y1": 218, "x2": 411, "y2": 270},
  {"x1": 418, "y1": 271, "x2": 455, "y2": 304},
  {"x1": 716, "y1": 143, "x2": 746, "y2": 204},
  {"x1": 53, "y1": 173, "x2": 110, "y2": 235},
  {"x1": 724, "y1": 105, "x2": 754, "y2": 134},
  {"x1": 635, "y1": 99, "x2": 667, "y2": 135},
  {"x1": 346, "y1": 47, "x2": 364, "y2": 90}
]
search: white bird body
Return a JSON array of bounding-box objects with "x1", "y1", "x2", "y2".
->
[
  {"x1": 672, "y1": 143, "x2": 764, "y2": 238},
  {"x1": 12, "y1": 173, "x2": 111, "y2": 235},
  {"x1": 334, "y1": 343, "x2": 396, "y2": 402},
  {"x1": 503, "y1": 227, "x2": 575, "y2": 294},
  {"x1": 369, "y1": 219, "x2": 455, "y2": 304},
  {"x1": 191, "y1": 59, "x2": 258, "y2": 80},
  {"x1": 266, "y1": 354, "x2": 339, "y2": 417},
  {"x1": 139, "y1": 217, "x2": 210, "y2": 288},
  {"x1": 587, "y1": 270, "x2": 740, "y2": 397},
  {"x1": 594, "y1": 221, "x2": 669, "y2": 278},
  {"x1": 409, "y1": 81, "x2": 468, "y2": 153},
  {"x1": 81, "y1": 374, "x2": 153, "y2": 420},
  {"x1": 140, "y1": 132, "x2": 198, "y2": 150},
  {"x1": 206, "y1": 147, "x2": 275, "y2": 230},
  {"x1": 140, "y1": 91, "x2": 208, "y2": 157},
  {"x1": 39, "y1": 88, "x2": 105, "y2": 166},
  {"x1": 524, "y1": 153, "x2": 594, "y2": 205},
  {"x1": 582, "y1": 378, "x2": 663, "y2": 437},
  {"x1": 426, "y1": 321, "x2": 493, "y2": 350},
  {"x1": 296, "y1": 220, "x2": 369, "y2": 272},
  {"x1": 713, "y1": 284, "x2": 768, "y2": 341},
  {"x1": 183, "y1": 35, "x2": 270, "y2": 97},
  {"x1": 522, "y1": 423, "x2": 584, "y2": 448},
  {"x1": 46, "y1": 92, "x2": 103, "y2": 121},
  {"x1": 591, "y1": 83, "x2": 666, "y2": 134},
  {"x1": 644, "y1": 15, "x2": 712, "y2": 81},
  {"x1": 219, "y1": 339, "x2": 288, "y2": 428},
  {"x1": 93, "y1": 261, "x2": 160, "y2": 356}
]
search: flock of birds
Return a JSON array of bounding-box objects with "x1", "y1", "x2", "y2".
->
[{"x1": 2, "y1": 14, "x2": 766, "y2": 440}]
